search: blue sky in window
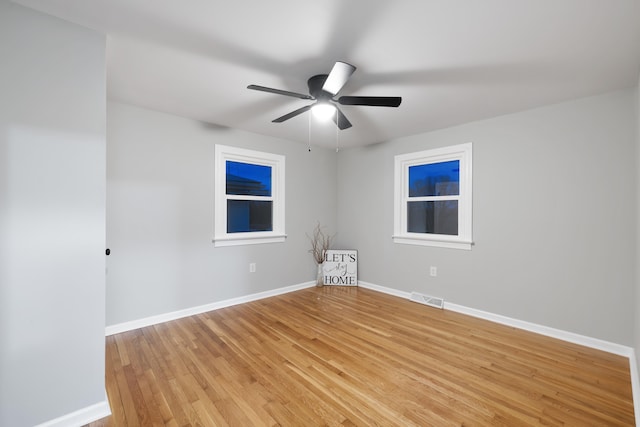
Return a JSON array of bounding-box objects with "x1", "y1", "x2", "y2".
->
[
  {"x1": 226, "y1": 161, "x2": 272, "y2": 196},
  {"x1": 409, "y1": 160, "x2": 459, "y2": 197}
]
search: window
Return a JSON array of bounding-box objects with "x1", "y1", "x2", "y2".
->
[
  {"x1": 214, "y1": 145, "x2": 285, "y2": 247},
  {"x1": 393, "y1": 143, "x2": 472, "y2": 250}
]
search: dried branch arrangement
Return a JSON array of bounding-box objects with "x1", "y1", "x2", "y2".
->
[{"x1": 307, "y1": 222, "x2": 334, "y2": 264}]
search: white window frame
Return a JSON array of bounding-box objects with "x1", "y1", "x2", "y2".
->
[
  {"x1": 214, "y1": 144, "x2": 285, "y2": 247},
  {"x1": 393, "y1": 142, "x2": 473, "y2": 250}
]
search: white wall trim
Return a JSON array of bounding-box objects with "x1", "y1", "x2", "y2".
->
[
  {"x1": 393, "y1": 142, "x2": 473, "y2": 250},
  {"x1": 34, "y1": 397, "x2": 110, "y2": 427},
  {"x1": 358, "y1": 280, "x2": 639, "y2": 421},
  {"x1": 213, "y1": 144, "x2": 286, "y2": 247},
  {"x1": 629, "y1": 348, "x2": 640, "y2": 427},
  {"x1": 358, "y1": 281, "x2": 633, "y2": 356},
  {"x1": 105, "y1": 281, "x2": 315, "y2": 336},
  {"x1": 444, "y1": 301, "x2": 633, "y2": 357},
  {"x1": 358, "y1": 281, "x2": 411, "y2": 299}
]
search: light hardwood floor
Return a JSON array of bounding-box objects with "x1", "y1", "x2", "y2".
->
[{"x1": 88, "y1": 287, "x2": 634, "y2": 426}]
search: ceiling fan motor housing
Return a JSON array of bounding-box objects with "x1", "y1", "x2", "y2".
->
[{"x1": 308, "y1": 74, "x2": 332, "y2": 101}]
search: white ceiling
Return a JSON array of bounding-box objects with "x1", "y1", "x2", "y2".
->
[{"x1": 15, "y1": 0, "x2": 640, "y2": 148}]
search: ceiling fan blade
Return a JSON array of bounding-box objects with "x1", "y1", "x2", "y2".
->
[
  {"x1": 272, "y1": 105, "x2": 312, "y2": 123},
  {"x1": 338, "y1": 96, "x2": 402, "y2": 107},
  {"x1": 332, "y1": 107, "x2": 352, "y2": 130},
  {"x1": 322, "y1": 61, "x2": 356, "y2": 96},
  {"x1": 248, "y1": 84, "x2": 313, "y2": 100}
]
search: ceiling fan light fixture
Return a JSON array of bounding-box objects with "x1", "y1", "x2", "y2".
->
[{"x1": 311, "y1": 102, "x2": 336, "y2": 121}]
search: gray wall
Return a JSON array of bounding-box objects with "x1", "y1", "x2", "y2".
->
[
  {"x1": 106, "y1": 102, "x2": 338, "y2": 326},
  {"x1": 0, "y1": 2, "x2": 108, "y2": 426},
  {"x1": 635, "y1": 77, "x2": 640, "y2": 369},
  {"x1": 108, "y1": 90, "x2": 637, "y2": 347},
  {"x1": 337, "y1": 89, "x2": 637, "y2": 346}
]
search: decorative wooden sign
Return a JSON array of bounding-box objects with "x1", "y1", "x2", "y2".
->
[{"x1": 323, "y1": 250, "x2": 358, "y2": 286}]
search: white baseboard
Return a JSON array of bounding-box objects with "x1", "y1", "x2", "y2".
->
[
  {"x1": 629, "y1": 348, "x2": 640, "y2": 427},
  {"x1": 105, "y1": 281, "x2": 316, "y2": 336},
  {"x1": 358, "y1": 281, "x2": 411, "y2": 299},
  {"x1": 446, "y1": 301, "x2": 634, "y2": 357},
  {"x1": 35, "y1": 397, "x2": 111, "y2": 427},
  {"x1": 358, "y1": 280, "x2": 640, "y2": 425},
  {"x1": 358, "y1": 281, "x2": 633, "y2": 356}
]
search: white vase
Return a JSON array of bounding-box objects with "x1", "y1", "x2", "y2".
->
[{"x1": 316, "y1": 263, "x2": 324, "y2": 287}]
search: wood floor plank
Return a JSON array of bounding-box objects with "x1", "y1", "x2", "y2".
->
[{"x1": 88, "y1": 287, "x2": 634, "y2": 426}]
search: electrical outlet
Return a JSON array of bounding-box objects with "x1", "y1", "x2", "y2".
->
[
  {"x1": 249, "y1": 263, "x2": 256, "y2": 273},
  {"x1": 429, "y1": 266, "x2": 437, "y2": 277}
]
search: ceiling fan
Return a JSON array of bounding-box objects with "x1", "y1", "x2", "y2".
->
[{"x1": 247, "y1": 61, "x2": 401, "y2": 130}]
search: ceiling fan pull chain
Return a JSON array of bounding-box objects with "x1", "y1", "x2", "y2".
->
[
  {"x1": 335, "y1": 108, "x2": 340, "y2": 152},
  {"x1": 308, "y1": 111, "x2": 312, "y2": 152}
]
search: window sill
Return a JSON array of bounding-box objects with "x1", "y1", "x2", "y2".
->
[
  {"x1": 392, "y1": 235, "x2": 473, "y2": 250},
  {"x1": 213, "y1": 233, "x2": 287, "y2": 247}
]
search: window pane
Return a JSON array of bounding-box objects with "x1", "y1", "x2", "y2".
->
[
  {"x1": 227, "y1": 200, "x2": 273, "y2": 233},
  {"x1": 409, "y1": 160, "x2": 459, "y2": 197},
  {"x1": 226, "y1": 161, "x2": 272, "y2": 196},
  {"x1": 407, "y1": 201, "x2": 458, "y2": 235}
]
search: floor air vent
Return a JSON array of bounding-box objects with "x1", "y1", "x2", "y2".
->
[{"x1": 410, "y1": 292, "x2": 444, "y2": 309}]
